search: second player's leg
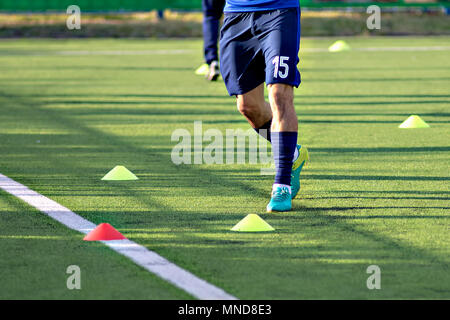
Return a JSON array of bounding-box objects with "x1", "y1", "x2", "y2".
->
[
  {"x1": 202, "y1": 0, "x2": 224, "y2": 64},
  {"x1": 202, "y1": 0, "x2": 225, "y2": 81}
]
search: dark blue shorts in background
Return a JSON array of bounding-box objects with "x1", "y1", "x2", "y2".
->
[{"x1": 219, "y1": 7, "x2": 301, "y2": 96}]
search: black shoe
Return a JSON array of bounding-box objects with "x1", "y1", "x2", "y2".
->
[{"x1": 206, "y1": 60, "x2": 220, "y2": 81}]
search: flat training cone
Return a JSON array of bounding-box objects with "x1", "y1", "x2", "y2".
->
[
  {"x1": 328, "y1": 40, "x2": 351, "y2": 52},
  {"x1": 231, "y1": 214, "x2": 275, "y2": 232},
  {"x1": 83, "y1": 223, "x2": 127, "y2": 241},
  {"x1": 101, "y1": 165, "x2": 138, "y2": 180},
  {"x1": 399, "y1": 115, "x2": 430, "y2": 128},
  {"x1": 195, "y1": 63, "x2": 209, "y2": 75}
]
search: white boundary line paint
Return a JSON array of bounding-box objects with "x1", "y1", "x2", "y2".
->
[{"x1": 0, "y1": 173, "x2": 237, "y2": 300}]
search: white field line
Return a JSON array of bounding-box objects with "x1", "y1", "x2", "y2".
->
[{"x1": 0, "y1": 173, "x2": 237, "y2": 300}]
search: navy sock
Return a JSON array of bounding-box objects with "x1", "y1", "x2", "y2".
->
[
  {"x1": 254, "y1": 119, "x2": 272, "y2": 142},
  {"x1": 271, "y1": 131, "x2": 298, "y2": 186}
]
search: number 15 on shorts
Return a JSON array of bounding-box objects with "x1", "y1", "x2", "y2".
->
[{"x1": 272, "y1": 56, "x2": 289, "y2": 79}]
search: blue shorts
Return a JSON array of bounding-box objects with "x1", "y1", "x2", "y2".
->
[{"x1": 219, "y1": 7, "x2": 301, "y2": 96}]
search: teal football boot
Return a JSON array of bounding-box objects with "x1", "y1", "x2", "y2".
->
[
  {"x1": 291, "y1": 144, "x2": 309, "y2": 199},
  {"x1": 266, "y1": 186, "x2": 292, "y2": 212}
]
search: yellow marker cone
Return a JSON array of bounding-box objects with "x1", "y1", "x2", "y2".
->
[
  {"x1": 328, "y1": 40, "x2": 351, "y2": 52},
  {"x1": 195, "y1": 63, "x2": 209, "y2": 75},
  {"x1": 231, "y1": 214, "x2": 275, "y2": 232},
  {"x1": 101, "y1": 165, "x2": 138, "y2": 181},
  {"x1": 399, "y1": 115, "x2": 430, "y2": 128}
]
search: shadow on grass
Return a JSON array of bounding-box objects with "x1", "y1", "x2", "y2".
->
[
  {"x1": 1, "y1": 90, "x2": 449, "y2": 297},
  {"x1": 310, "y1": 147, "x2": 450, "y2": 153},
  {"x1": 302, "y1": 174, "x2": 449, "y2": 181},
  {"x1": 334, "y1": 190, "x2": 450, "y2": 195},
  {"x1": 293, "y1": 205, "x2": 449, "y2": 212},
  {"x1": 303, "y1": 195, "x2": 450, "y2": 201},
  {"x1": 16, "y1": 92, "x2": 450, "y2": 100},
  {"x1": 306, "y1": 77, "x2": 450, "y2": 82},
  {"x1": 40, "y1": 98, "x2": 450, "y2": 107}
]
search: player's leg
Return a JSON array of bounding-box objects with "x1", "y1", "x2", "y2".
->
[
  {"x1": 202, "y1": 0, "x2": 225, "y2": 81},
  {"x1": 219, "y1": 12, "x2": 275, "y2": 155},
  {"x1": 220, "y1": 11, "x2": 299, "y2": 211},
  {"x1": 268, "y1": 84, "x2": 297, "y2": 132},
  {"x1": 238, "y1": 83, "x2": 307, "y2": 197},
  {"x1": 257, "y1": 8, "x2": 303, "y2": 211},
  {"x1": 267, "y1": 84, "x2": 308, "y2": 201},
  {"x1": 266, "y1": 84, "x2": 298, "y2": 211}
]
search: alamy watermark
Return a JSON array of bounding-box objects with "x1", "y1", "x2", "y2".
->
[
  {"x1": 366, "y1": 5, "x2": 381, "y2": 30},
  {"x1": 66, "y1": 5, "x2": 81, "y2": 30},
  {"x1": 366, "y1": 265, "x2": 381, "y2": 289},
  {"x1": 66, "y1": 265, "x2": 81, "y2": 290},
  {"x1": 171, "y1": 121, "x2": 274, "y2": 174}
]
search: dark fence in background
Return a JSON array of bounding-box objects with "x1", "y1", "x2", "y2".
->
[{"x1": 0, "y1": 0, "x2": 448, "y2": 12}]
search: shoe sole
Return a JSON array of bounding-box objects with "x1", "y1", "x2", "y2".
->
[
  {"x1": 207, "y1": 73, "x2": 219, "y2": 81},
  {"x1": 267, "y1": 207, "x2": 292, "y2": 213}
]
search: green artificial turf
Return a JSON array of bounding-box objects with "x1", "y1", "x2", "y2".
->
[
  {"x1": 0, "y1": 37, "x2": 449, "y2": 299},
  {"x1": 0, "y1": 193, "x2": 192, "y2": 299}
]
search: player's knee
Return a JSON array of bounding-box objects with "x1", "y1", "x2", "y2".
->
[
  {"x1": 269, "y1": 85, "x2": 294, "y2": 114},
  {"x1": 236, "y1": 98, "x2": 259, "y2": 118}
]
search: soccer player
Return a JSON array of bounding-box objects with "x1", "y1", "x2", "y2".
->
[
  {"x1": 202, "y1": 0, "x2": 225, "y2": 81},
  {"x1": 219, "y1": 0, "x2": 308, "y2": 212}
]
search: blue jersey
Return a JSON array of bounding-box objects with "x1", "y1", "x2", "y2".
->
[{"x1": 224, "y1": 0, "x2": 299, "y2": 12}]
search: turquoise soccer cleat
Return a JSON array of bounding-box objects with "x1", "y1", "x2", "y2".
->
[
  {"x1": 291, "y1": 144, "x2": 309, "y2": 199},
  {"x1": 266, "y1": 186, "x2": 292, "y2": 212}
]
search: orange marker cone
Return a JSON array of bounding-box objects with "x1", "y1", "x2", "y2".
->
[{"x1": 83, "y1": 223, "x2": 127, "y2": 241}]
